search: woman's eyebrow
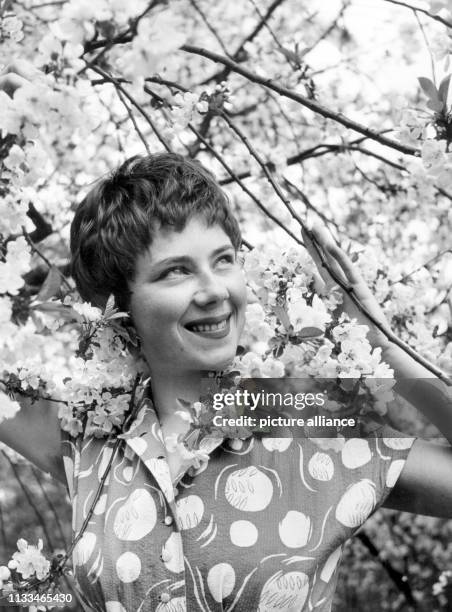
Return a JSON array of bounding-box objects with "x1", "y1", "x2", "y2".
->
[{"x1": 153, "y1": 244, "x2": 234, "y2": 268}]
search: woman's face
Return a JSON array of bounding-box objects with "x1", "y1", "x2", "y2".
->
[{"x1": 128, "y1": 216, "x2": 247, "y2": 375}]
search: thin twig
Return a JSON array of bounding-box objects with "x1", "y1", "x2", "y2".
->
[
  {"x1": 0, "y1": 502, "x2": 6, "y2": 548},
  {"x1": 414, "y1": 11, "x2": 436, "y2": 85},
  {"x1": 189, "y1": 0, "x2": 230, "y2": 56},
  {"x1": 304, "y1": 1, "x2": 351, "y2": 56},
  {"x1": 389, "y1": 248, "x2": 452, "y2": 285},
  {"x1": 241, "y1": 237, "x2": 253, "y2": 250},
  {"x1": 31, "y1": 467, "x2": 68, "y2": 548},
  {"x1": 187, "y1": 122, "x2": 303, "y2": 245},
  {"x1": 182, "y1": 44, "x2": 419, "y2": 157},
  {"x1": 248, "y1": 0, "x2": 289, "y2": 62},
  {"x1": 145, "y1": 75, "x2": 189, "y2": 93},
  {"x1": 221, "y1": 111, "x2": 304, "y2": 227},
  {"x1": 357, "y1": 531, "x2": 416, "y2": 607},
  {"x1": 82, "y1": 0, "x2": 161, "y2": 57},
  {"x1": 28, "y1": 1, "x2": 66, "y2": 8},
  {"x1": 307, "y1": 230, "x2": 452, "y2": 385},
  {"x1": 116, "y1": 88, "x2": 151, "y2": 154},
  {"x1": 56, "y1": 374, "x2": 142, "y2": 571},
  {"x1": 89, "y1": 65, "x2": 171, "y2": 152},
  {"x1": 21, "y1": 227, "x2": 72, "y2": 292},
  {"x1": 1, "y1": 450, "x2": 56, "y2": 550},
  {"x1": 218, "y1": 133, "x2": 404, "y2": 185},
  {"x1": 282, "y1": 177, "x2": 342, "y2": 234},
  {"x1": 199, "y1": 0, "x2": 287, "y2": 85},
  {"x1": 382, "y1": 0, "x2": 452, "y2": 29}
]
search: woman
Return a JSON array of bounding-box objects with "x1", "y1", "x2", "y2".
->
[{"x1": 1, "y1": 79, "x2": 452, "y2": 612}]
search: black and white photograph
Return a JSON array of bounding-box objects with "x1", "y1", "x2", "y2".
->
[{"x1": 0, "y1": 0, "x2": 451, "y2": 610}]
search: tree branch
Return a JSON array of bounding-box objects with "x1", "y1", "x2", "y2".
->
[
  {"x1": 219, "y1": 134, "x2": 405, "y2": 185},
  {"x1": 389, "y1": 248, "x2": 452, "y2": 285},
  {"x1": 116, "y1": 87, "x2": 151, "y2": 155},
  {"x1": 221, "y1": 111, "x2": 304, "y2": 227},
  {"x1": 31, "y1": 467, "x2": 67, "y2": 548},
  {"x1": 356, "y1": 530, "x2": 417, "y2": 607},
  {"x1": 308, "y1": 229, "x2": 452, "y2": 385},
  {"x1": 182, "y1": 44, "x2": 419, "y2": 157},
  {"x1": 83, "y1": 0, "x2": 161, "y2": 55},
  {"x1": 22, "y1": 228, "x2": 72, "y2": 292},
  {"x1": 189, "y1": 0, "x2": 231, "y2": 56},
  {"x1": 1, "y1": 450, "x2": 56, "y2": 551},
  {"x1": 198, "y1": 0, "x2": 287, "y2": 85},
  {"x1": 89, "y1": 65, "x2": 171, "y2": 152},
  {"x1": 382, "y1": 0, "x2": 452, "y2": 29},
  {"x1": 187, "y1": 122, "x2": 303, "y2": 245}
]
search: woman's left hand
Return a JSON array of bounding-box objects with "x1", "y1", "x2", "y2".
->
[{"x1": 302, "y1": 223, "x2": 393, "y2": 351}]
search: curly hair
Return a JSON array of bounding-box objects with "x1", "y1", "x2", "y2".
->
[{"x1": 70, "y1": 153, "x2": 242, "y2": 311}]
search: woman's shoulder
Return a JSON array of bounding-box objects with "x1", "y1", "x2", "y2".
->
[
  {"x1": 247, "y1": 429, "x2": 416, "y2": 524},
  {"x1": 0, "y1": 393, "x2": 65, "y2": 483}
]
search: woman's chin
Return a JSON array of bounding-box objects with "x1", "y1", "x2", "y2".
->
[{"x1": 198, "y1": 349, "x2": 236, "y2": 372}]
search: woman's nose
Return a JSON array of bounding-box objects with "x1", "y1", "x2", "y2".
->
[{"x1": 193, "y1": 271, "x2": 229, "y2": 306}]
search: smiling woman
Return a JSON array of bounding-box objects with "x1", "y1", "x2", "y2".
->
[
  {"x1": 2, "y1": 151, "x2": 452, "y2": 612},
  {"x1": 128, "y1": 217, "x2": 247, "y2": 377}
]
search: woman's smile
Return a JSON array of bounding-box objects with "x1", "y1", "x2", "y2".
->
[
  {"x1": 184, "y1": 312, "x2": 232, "y2": 337},
  {"x1": 128, "y1": 216, "x2": 247, "y2": 375}
]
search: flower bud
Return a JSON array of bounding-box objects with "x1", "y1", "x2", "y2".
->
[{"x1": 0, "y1": 566, "x2": 10, "y2": 580}]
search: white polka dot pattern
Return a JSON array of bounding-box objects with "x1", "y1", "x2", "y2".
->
[{"x1": 61, "y1": 400, "x2": 416, "y2": 611}]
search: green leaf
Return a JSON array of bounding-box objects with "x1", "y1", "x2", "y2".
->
[
  {"x1": 279, "y1": 46, "x2": 303, "y2": 65},
  {"x1": 418, "y1": 76, "x2": 440, "y2": 102},
  {"x1": 427, "y1": 99, "x2": 444, "y2": 112},
  {"x1": 35, "y1": 266, "x2": 62, "y2": 302},
  {"x1": 438, "y1": 74, "x2": 451, "y2": 104},
  {"x1": 31, "y1": 301, "x2": 80, "y2": 321},
  {"x1": 298, "y1": 326, "x2": 324, "y2": 339},
  {"x1": 274, "y1": 304, "x2": 292, "y2": 332},
  {"x1": 106, "y1": 311, "x2": 129, "y2": 321},
  {"x1": 104, "y1": 294, "x2": 116, "y2": 318}
]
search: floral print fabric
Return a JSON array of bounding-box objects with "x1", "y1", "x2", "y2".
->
[{"x1": 61, "y1": 402, "x2": 415, "y2": 612}]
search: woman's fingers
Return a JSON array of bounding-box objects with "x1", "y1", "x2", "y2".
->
[
  {"x1": 309, "y1": 223, "x2": 363, "y2": 286},
  {"x1": 302, "y1": 225, "x2": 348, "y2": 289}
]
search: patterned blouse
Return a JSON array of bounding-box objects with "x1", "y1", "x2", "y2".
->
[{"x1": 61, "y1": 400, "x2": 415, "y2": 612}]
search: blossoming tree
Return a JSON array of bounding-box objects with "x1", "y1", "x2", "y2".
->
[{"x1": 0, "y1": 0, "x2": 452, "y2": 609}]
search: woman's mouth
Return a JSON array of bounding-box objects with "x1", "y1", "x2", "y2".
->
[{"x1": 185, "y1": 314, "x2": 232, "y2": 338}]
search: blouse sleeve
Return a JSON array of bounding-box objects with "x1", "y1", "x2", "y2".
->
[
  {"x1": 335, "y1": 424, "x2": 416, "y2": 531},
  {"x1": 306, "y1": 425, "x2": 417, "y2": 535},
  {"x1": 364, "y1": 424, "x2": 417, "y2": 513}
]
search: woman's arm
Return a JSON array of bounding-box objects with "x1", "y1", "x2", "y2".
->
[
  {"x1": 381, "y1": 343, "x2": 452, "y2": 517},
  {"x1": 303, "y1": 224, "x2": 452, "y2": 517},
  {"x1": 0, "y1": 391, "x2": 65, "y2": 483},
  {"x1": 0, "y1": 62, "x2": 66, "y2": 483}
]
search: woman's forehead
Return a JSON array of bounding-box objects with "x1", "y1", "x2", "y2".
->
[{"x1": 141, "y1": 217, "x2": 233, "y2": 263}]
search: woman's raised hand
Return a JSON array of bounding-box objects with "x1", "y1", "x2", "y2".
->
[{"x1": 301, "y1": 223, "x2": 392, "y2": 351}]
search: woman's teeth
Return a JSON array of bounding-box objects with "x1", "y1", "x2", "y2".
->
[{"x1": 191, "y1": 319, "x2": 227, "y2": 332}]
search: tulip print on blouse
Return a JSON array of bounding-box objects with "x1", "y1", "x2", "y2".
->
[{"x1": 61, "y1": 401, "x2": 415, "y2": 612}]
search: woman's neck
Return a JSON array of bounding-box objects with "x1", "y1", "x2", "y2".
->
[{"x1": 148, "y1": 369, "x2": 203, "y2": 423}]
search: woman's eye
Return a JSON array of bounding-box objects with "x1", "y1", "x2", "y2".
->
[
  {"x1": 160, "y1": 266, "x2": 189, "y2": 279},
  {"x1": 217, "y1": 254, "x2": 235, "y2": 266}
]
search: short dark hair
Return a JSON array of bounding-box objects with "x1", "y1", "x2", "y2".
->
[{"x1": 70, "y1": 153, "x2": 242, "y2": 310}]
